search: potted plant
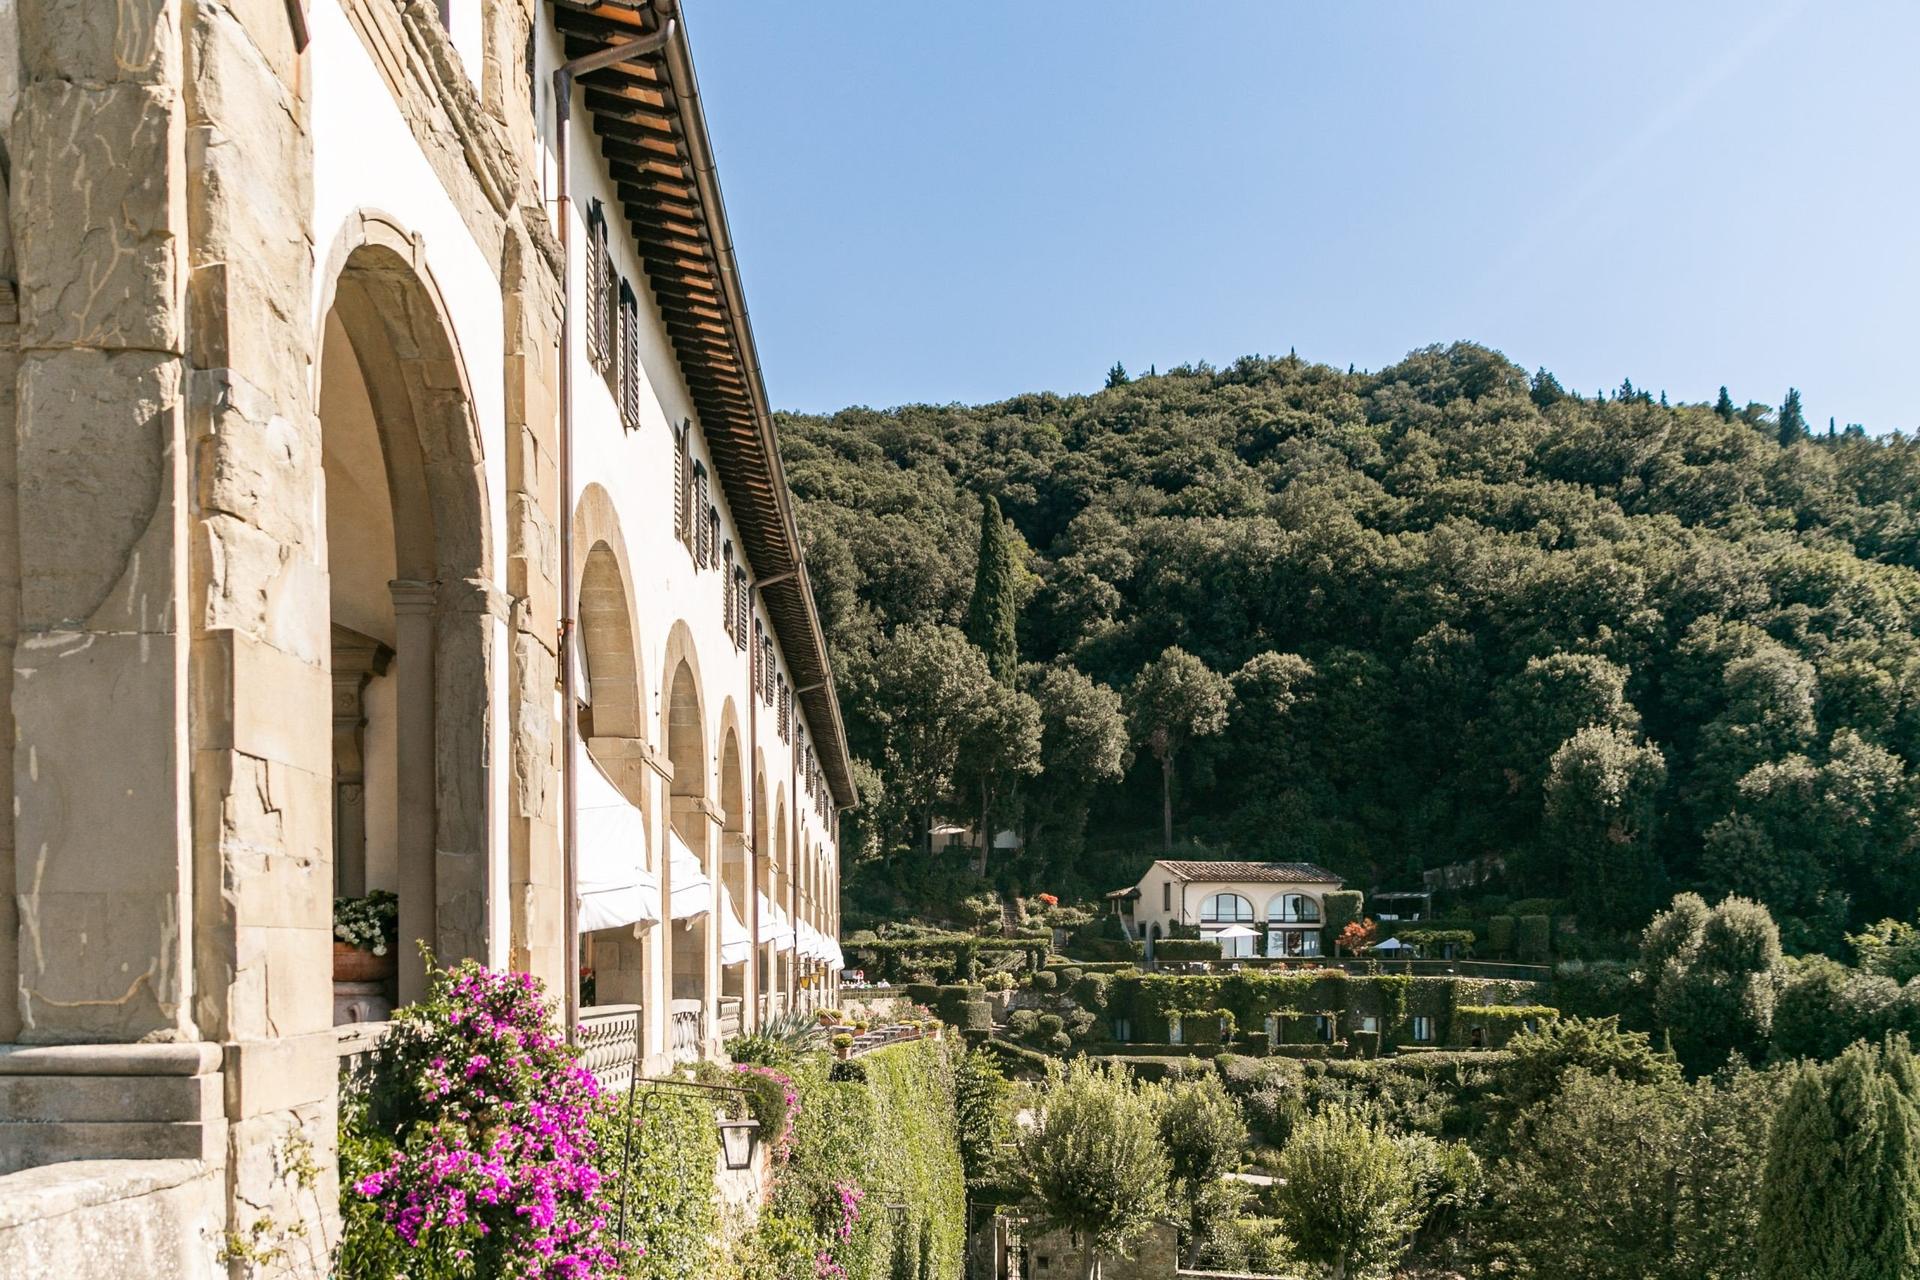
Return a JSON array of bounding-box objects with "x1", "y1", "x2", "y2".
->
[
  {"x1": 333, "y1": 890, "x2": 399, "y2": 982},
  {"x1": 831, "y1": 1032, "x2": 854, "y2": 1061},
  {"x1": 853, "y1": 1018, "x2": 869, "y2": 1034},
  {"x1": 816, "y1": 1007, "x2": 843, "y2": 1028}
]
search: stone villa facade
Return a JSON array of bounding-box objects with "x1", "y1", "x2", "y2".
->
[{"x1": 0, "y1": 1, "x2": 850, "y2": 1272}]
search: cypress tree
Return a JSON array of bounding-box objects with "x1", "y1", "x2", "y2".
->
[
  {"x1": 1757, "y1": 1038, "x2": 1920, "y2": 1279},
  {"x1": 1715, "y1": 386, "x2": 1736, "y2": 420},
  {"x1": 1106, "y1": 361, "x2": 1130, "y2": 388},
  {"x1": 966, "y1": 495, "x2": 1019, "y2": 683},
  {"x1": 1779, "y1": 388, "x2": 1808, "y2": 445}
]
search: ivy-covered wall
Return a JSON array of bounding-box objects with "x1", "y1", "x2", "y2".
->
[
  {"x1": 1100, "y1": 971, "x2": 1552, "y2": 1051},
  {"x1": 738, "y1": 1040, "x2": 968, "y2": 1280}
]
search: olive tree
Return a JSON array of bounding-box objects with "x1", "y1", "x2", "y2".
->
[{"x1": 1018, "y1": 1060, "x2": 1170, "y2": 1280}]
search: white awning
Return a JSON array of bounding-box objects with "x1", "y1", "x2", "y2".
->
[
  {"x1": 796, "y1": 920, "x2": 824, "y2": 961},
  {"x1": 757, "y1": 893, "x2": 795, "y2": 952},
  {"x1": 825, "y1": 935, "x2": 845, "y2": 970},
  {"x1": 718, "y1": 883, "x2": 752, "y2": 967},
  {"x1": 575, "y1": 744, "x2": 659, "y2": 933},
  {"x1": 668, "y1": 832, "x2": 711, "y2": 921}
]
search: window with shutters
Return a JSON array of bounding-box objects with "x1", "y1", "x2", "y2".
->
[
  {"x1": 673, "y1": 424, "x2": 690, "y2": 545},
  {"x1": 762, "y1": 636, "x2": 775, "y2": 703},
  {"x1": 706, "y1": 508, "x2": 720, "y2": 572},
  {"x1": 777, "y1": 676, "x2": 789, "y2": 741},
  {"x1": 586, "y1": 204, "x2": 611, "y2": 373},
  {"x1": 722, "y1": 543, "x2": 735, "y2": 639},
  {"x1": 733, "y1": 568, "x2": 749, "y2": 648},
  {"x1": 617, "y1": 281, "x2": 640, "y2": 430},
  {"x1": 698, "y1": 460, "x2": 714, "y2": 560},
  {"x1": 693, "y1": 466, "x2": 710, "y2": 565}
]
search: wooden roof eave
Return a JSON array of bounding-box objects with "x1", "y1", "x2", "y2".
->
[{"x1": 552, "y1": 0, "x2": 857, "y2": 808}]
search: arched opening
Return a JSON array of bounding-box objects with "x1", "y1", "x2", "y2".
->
[
  {"x1": 664, "y1": 654, "x2": 710, "y2": 1026},
  {"x1": 574, "y1": 521, "x2": 654, "y2": 1030},
  {"x1": 1199, "y1": 892, "x2": 1257, "y2": 958},
  {"x1": 718, "y1": 722, "x2": 748, "y2": 1023},
  {"x1": 753, "y1": 766, "x2": 772, "y2": 1019},
  {"x1": 1264, "y1": 892, "x2": 1323, "y2": 958},
  {"x1": 319, "y1": 233, "x2": 492, "y2": 1011},
  {"x1": 774, "y1": 792, "x2": 789, "y2": 1002}
]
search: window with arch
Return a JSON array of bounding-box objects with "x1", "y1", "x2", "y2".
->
[
  {"x1": 1266, "y1": 893, "x2": 1321, "y2": 924},
  {"x1": 1198, "y1": 893, "x2": 1254, "y2": 925}
]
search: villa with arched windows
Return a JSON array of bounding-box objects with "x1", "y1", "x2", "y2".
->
[{"x1": 1107, "y1": 860, "x2": 1345, "y2": 959}]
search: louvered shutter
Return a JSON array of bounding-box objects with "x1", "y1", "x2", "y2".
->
[
  {"x1": 618, "y1": 283, "x2": 640, "y2": 429},
  {"x1": 673, "y1": 425, "x2": 688, "y2": 543},
  {"x1": 586, "y1": 205, "x2": 609, "y2": 370}
]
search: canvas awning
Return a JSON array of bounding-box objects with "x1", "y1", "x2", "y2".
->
[
  {"x1": 574, "y1": 744, "x2": 659, "y2": 933},
  {"x1": 668, "y1": 832, "x2": 711, "y2": 921},
  {"x1": 757, "y1": 893, "x2": 795, "y2": 952},
  {"x1": 797, "y1": 920, "x2": 828, "y2": 962},
  {"x1": 718, "y1": 883, "x2": 752, "y2": 967}
]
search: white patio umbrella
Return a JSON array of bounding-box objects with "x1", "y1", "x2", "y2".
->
[
  {"x1": 1372, "y1": 937, "x2": 1413, "y2": 953},
  {"x1": 1213, "y1": 925, "x2": 1259, "y2": 940}
]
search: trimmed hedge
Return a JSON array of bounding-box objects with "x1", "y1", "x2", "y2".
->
[
  {"x1": 1487, "y1": 915, "x2": 1516, "y2": 957},
  {"x1": 1447, "y1": 1003, "x2": 1559, "y2": 1048},
  {"x1": 1152, "y1": 938, "x2": 1222, "y2": 964}
]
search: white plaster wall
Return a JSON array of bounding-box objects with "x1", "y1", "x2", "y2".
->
[
  {"x1": 536, "y1": 20, "x2": 840, "y2": 949},
  {"x1": 310, "y1": 0, "x2": 511, "y2": 965},
  {"x1": 1129, "y1": 869, "x2": 1341, "y2": 939}
]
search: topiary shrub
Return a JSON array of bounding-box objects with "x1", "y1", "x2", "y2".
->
[
  {"x1": 1037, "y1": 1013, "x2": 1065, "y2": 1038},
  {"x1": 1516, "y1": 914, "x2": 1551, "y2": 962},
  {"x1": 1487, "y1": 915, "x2": 1517, "y2": 958},
  {"x1": 1046, "y1": 1031, "x2": 1073, "y2": 1053},
  {"x1": 1321, "y1": 890, "x2": 1364, "y2": 953},
  {"x1": 1031, "y1": 969, "x2": 1059, "y2": 993},
  {"x1": 963, "y1": 1001, "x2": 994, "y2": 1033},
  {"x1": 1153, "y1": 938, "x2": 1221, "y2": 965},
  {"x1": 1071, "y1": 972, "x2": 1114, "y2": 1012},
  {"x1": 1008, "y1": 1009, "x2": 1039, "y2": 1039}
]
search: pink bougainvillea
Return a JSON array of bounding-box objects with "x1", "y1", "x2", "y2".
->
[{"x1": 347, "y1": 962, "x2": 626, "y2": 1278}]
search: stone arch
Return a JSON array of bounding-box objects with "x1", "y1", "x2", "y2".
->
[
  {"x1": 317, "y1": 212, "x2": 495, "y2": 1006},
  {"x1": 717, "y1": 713, "x2": 748, "y2": 1006},
  {"x1": 661, "y1": 623, "x2": 710, "y2": 1008},
  {"x1": 573, "y1": 484, "x2": 646, "y2": 743}
]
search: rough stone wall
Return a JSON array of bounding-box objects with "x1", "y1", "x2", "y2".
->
[{"x1": 11, "y1": 0, "x2": 195, "y2": 1045}]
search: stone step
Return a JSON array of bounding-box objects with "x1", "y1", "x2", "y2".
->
[
  {"x1": 0, "y1": 1072, "x2": 222, "y2": 1125},
  {"x1": 0, "y1": 1118, "x2": 227, "y2": 1176}
]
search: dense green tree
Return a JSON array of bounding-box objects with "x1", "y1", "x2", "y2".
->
[
  {"x1": 1644, "y1": 892, "x2": 1783, "y2": 1073},
  {"x1": 952, "y1": 677, "x2": 1042, "y2": 874},
  {"x1": 1127, "y1": 647, "x2": 1231, "y2": 850},
  {"x1": 780, "y1": 343, "x2": 1920, "y2": 940},
  {"x1": 1272, "y1": 1105, "x2": 1426, "y2": 1280},
  {"x1": 1779, "y1": 387, "x2": 1808, "y2": 445},
  {"x1": 1488, "y1": 1015, "x2": 1680, "y2": 1136},
  {"x1": 1757, "y1": 1038, "x2": 1920, "y2": 1280},
  {"x1": 1852, "y1": 914, "x2": 1920, "y2": 983},
  {"x1": 854, "y1": 624, "x2": 1003, "y2": 854},
  {"x1": 1542, "y1": 725, "x2": 1668, "y2": 929},
  {"x1": 1106, "y1": 361, "x2": 1130, "y2": 388},
  {"x1": 1020, "y1": 663, "x2": 1131, "y2": 861},
  {"x1": 1485, "y1": 1066, "x2": 1780, "y2": 1280},
  {"x1": 1018, "y1": 1060, "x2": 1170, "y2": 1280},
  {"x1": 966, "y1": 495, "x2": 1021, "y2": 684}
]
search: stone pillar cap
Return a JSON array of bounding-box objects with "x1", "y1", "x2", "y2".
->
[{"x1": 0, "y1": 1042, "x2": 223, "y2": 1076}]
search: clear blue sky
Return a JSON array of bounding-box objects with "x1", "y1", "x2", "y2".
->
[{"x1": 689, "y1": 1, "x2": 1919, "y2": 431}]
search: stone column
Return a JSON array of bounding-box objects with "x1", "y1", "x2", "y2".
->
[
  {"x1": 390, "y1": 579, "x2": 437, "y2": 1005},
  {"x1": 11, "y1": 0, "x2": 193, "y2": 1047},
  {"x1": 331, "y1": 627, "x2": 393, "y2": 898}
]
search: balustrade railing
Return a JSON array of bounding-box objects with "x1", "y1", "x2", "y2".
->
[
  {"x1": 578, "y1": 1003, "x2": 643, "y2": 1094},
  {"x1": 335, "y1": 1020, "x2": 394, "y2": 1088},
  {"x1": 669, "y1": 999, "x2": 705, "y2": 1063},
  {"x1": 717, "y1": 997, "x2": 742, "y2": 1041}
]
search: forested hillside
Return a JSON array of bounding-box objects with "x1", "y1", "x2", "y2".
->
[{"x1": 781, "y1": 343, "x2": 1920, "y2": 951}]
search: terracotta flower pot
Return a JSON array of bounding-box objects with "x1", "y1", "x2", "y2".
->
[{"x1": 333, "y1": 941, "x2": 396, "y2": 983}]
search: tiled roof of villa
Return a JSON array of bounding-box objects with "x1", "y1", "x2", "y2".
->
[{"x1": 1157, "y1": 860, "x2": 1342, "y2": 885}]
